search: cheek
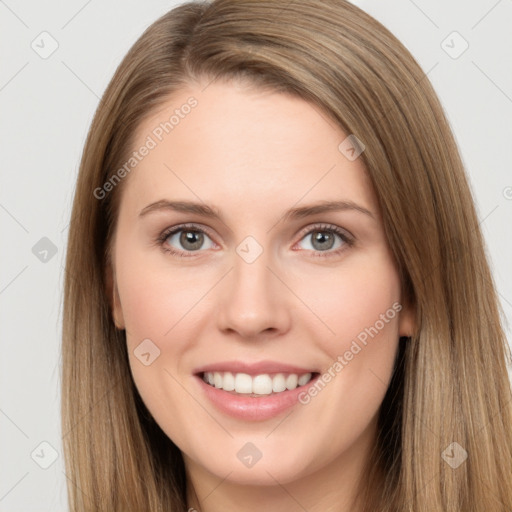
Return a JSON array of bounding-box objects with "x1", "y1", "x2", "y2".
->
[
  {"x1": 119, "y1": 273, "x2": 189, "y2": 341},
  {"x1": 115, "y1": 251, "x2": 216, "y2": 448},
  {"x1": 116, "y1": 246, "x2": 215, "y2": 346},
  {"x1": 310, "y1": 251, "x2": 402, "y2": 344},
  {"x1": 301, "y1": 252, "x2": 402, "y2": 412}
]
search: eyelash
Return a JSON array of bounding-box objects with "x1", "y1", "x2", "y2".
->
[{"x1": 155, "y1": 222, "x2": 354, "y2": 258}]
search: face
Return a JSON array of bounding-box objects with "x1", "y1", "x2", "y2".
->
[{"x1": 109, "y1": 79, "x2": 414, "y2": 489}]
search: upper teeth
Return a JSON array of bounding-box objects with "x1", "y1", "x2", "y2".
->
[{"x1": 203, "y1": 372, "x2": 313, "y2": 395}]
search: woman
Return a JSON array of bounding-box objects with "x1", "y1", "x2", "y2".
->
[{"x1": 61, "y1": 0, "x2": 512, "y2": 510}]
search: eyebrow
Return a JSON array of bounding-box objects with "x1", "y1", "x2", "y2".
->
[{"x1": 138, "y1": 199, "x2": 375, "y2": 221}]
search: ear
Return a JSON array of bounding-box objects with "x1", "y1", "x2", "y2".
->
[
  {"x1": 105, "y1": 261, "x2": 125, "y2": 330},
  {"x1": 398, "y1": 302, "x2": 416, "y2": 338}
]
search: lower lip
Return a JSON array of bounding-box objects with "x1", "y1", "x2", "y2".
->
[{"x1": 194, "y1": 373, "x2": 319, "y2": 421}]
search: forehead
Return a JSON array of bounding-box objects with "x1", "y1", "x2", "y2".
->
[{"x1": 120, "y1": 80, "x2": 377, "y2": 219}]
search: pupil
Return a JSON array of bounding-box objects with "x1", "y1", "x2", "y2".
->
[
  {"x1": 180, "y1": 231, "x2": 203, "y2": 250},
  {"x1": 312, "y1": 231, "x2": 334, "y2": 251}
]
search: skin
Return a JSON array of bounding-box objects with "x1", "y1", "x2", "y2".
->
[{"x1": 109, "y1": 79, "x2": 415, "y2": 512}]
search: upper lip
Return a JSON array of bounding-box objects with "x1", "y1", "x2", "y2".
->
[{"x1": 193, "y1": 360, "x2": 318, "y2": 376}]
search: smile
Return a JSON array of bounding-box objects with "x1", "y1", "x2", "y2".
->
[{"x1": 201, "y1": 371, "x2": 317, "y2": 396}]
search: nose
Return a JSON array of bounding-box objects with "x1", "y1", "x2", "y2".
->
[{"x1": 215, "y1": 247, "x2": 292, "y2": 340}]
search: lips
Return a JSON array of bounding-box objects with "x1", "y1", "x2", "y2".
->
[
  {"x1": 194, "y1": 370, "x2": 321, "y2": 421},
  {"x1": 192, "y1": 360, "x2": 321, "y2": 421},
  {"x1": 193, "y1": 360, "x2": 319, "y2": 376}
]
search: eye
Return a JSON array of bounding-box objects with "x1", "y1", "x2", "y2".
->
[
  {"x1": 158, "y1": 224, "x2": 215, "y2": 257},
  {"x1": 156, "y1": 222, "x2": 354, "y2": 258},
  {"x1": 296, "y1": 224, "x2": 353, "y2": 256}
]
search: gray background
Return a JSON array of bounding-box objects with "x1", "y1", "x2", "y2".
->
[{"x1": 1, "y1": 0, "x2": 511, "y2": 510}]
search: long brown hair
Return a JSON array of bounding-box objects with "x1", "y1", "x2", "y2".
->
[{"x1": 61, "y1": 0, "x2": 512, "y2": 510}]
